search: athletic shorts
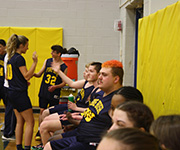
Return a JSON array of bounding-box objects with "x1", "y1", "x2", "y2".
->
[
  {"x1": 62, "y1": 129, "x2": 78, "y2": 138},
  {"x1": 0, "y1": 87, "x2": 5, "y2": 105},
  {"x1": 49, "y1": 104, "x2": 68, "y2": 115},
  {"x1": 50, "y1": 136, "x2": 96, "y2": 150},
  {"x1": 39, "y1": 97, "x2": 59, "y2": 109},
  {"x1": 8, "y1": 90, "x2": 32, "y2": 112}
]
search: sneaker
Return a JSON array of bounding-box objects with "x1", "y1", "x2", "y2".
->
[
  {"x1": 2, "y1": 135, "x2": 16, "y2": 141},
  {"x1": 31, "y1": 143, "x2": 44, "y2": 150},
  {"x1": 0, "y1": 124, "x2": 5, "y2": 131},
  {"x1": 35, "y1": 131, "x2": 41, "y2": 141}
]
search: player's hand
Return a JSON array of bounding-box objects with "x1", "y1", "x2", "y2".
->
[
  {"x1": 48, "y1": 86, "x2": 56, "y2": 92},
  {"x1": 32, "y1": 51, "x2": 38, "y2": 63},
  {"x1": 68, "y1": 101, "x2": 77, "y2": 111}
]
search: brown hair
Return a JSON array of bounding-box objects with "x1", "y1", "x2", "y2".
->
[
  {"x1": 7, "y1": 34, "x2": 28, "y2": 60},
  {"x1": 103, "y1": 128, "x2": 159, "y2": 150},
  {"x1": 116, "y1": 101, "x2": 154, "y2": 132},
  {"x1": 150, "y1": 115, "x2": 180, "y2": 150}
]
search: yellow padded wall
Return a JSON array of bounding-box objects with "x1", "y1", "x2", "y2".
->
[
  {"x1": 0, "y1": 27, "x2": 63, "y2": 106},
  {"x1": 137, "y1": 2, "x2": 180, "y2": 118}
]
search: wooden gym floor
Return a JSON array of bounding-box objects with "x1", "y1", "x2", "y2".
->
[{"x1": 0, "y1": 110, "x2": 41, "y2": 150}]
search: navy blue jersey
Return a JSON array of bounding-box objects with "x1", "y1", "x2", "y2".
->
[
  {"x1": 7, "y1": 53, "x2": 27, "y2": 91},
  {"x1": 75, "y1": 81, "x2": 94, "y2": 108},
  {"x1": 38, "y1": 58, "x2": 67, "y2": 99},
  {"x1": 0, "y1": 54, "x2": 5, "y2": 89},
  {"x1": 77, "y1": 91, "x2": 115, "y2": 143}
]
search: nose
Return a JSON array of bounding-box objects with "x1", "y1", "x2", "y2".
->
[{"x1": 108, "y1": 123, "x2": 117, "y2": 132}]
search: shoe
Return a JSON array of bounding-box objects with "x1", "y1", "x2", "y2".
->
[
  {"x1": 31, "y1": 143, "x2": 44, "y2": 150},
  {"x1": 2, "y1": 135, "x2": 16, "y2": 141},
  {"x1": 35, "y1": 131, "x2": 41, "y2": 141},
  {"x1": 0, "y1": 124, "x2": 5, "y2": 131}
]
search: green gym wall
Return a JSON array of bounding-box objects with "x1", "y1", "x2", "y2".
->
[
  {"x1": 137, "y1": 1, "x2": 180, "y2": 118},
  {"x1": 0, "y1": 27, "x2": 63, "y2": 106}
]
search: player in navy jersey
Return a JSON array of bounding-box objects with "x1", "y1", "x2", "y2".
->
[
  {"x1": 43, "y1": 60, "x2": 124, "y2": 150},
  {"x1": 0, "y1": 39, "x2": 6, "y2": 104},
  {"x1": 42, "y1": 64, "x2": 94, "y2": 120},
  {"x1": 34, "y1": 45, "x2": 68, "y2": 140},
  {"x1": 6, "y1": 34, "x2": 38, "y2": 150},
  {"x1": 37, "y1": 62, "x2": 102, "y2": 147}
]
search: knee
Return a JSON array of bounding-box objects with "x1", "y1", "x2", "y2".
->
[
  {"x1": 44, "y1": 142, "x2": 52, "y2": 150},
  {"x1": 42, "y1": 109, "x2": 49, "y2": 120},
  {"x1": 40, "y1": 121, "x2": 48, "y2": 134}
]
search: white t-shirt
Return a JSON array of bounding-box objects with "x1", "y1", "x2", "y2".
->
[{"x1": 4, "y1": 53, "x2": 9, "y2": 88}]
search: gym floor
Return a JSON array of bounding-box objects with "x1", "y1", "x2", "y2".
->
[{"x1": 0, "y1": 110, "x2": 41, "y2": 150}]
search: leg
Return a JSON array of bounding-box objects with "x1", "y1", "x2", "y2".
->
[
  {"x1": 41, "y1": 107, "x2": 54, "y2": 121},
  {"x1": 40, "y1": 119, "x2": 63, "y2": 146},
  {"x1": 20, "y1": 108, "x2": 34, "y2": 146},
  {"x1": 44, "y1": 142, "x2": 52, "y2": 150},
  {"x1": 14, "y1": 109, "x2": 25, "y2": 145},
  {"x1": 44, "y1": 113, "x2": 59, "y2": 121}
]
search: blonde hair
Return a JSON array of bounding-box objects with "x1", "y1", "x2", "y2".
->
[{"x1": 7, "y1": 34, "x2": 28, "y2": 60}]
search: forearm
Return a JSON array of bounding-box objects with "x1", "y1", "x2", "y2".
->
[
  {"x1": 73, "y1": 107, "x2": 87, "y2": 112},
  {"x1": 53, "y1": 82, "x2": 66, "y2": 89},
  {"x1": 25, "y1": 62, "x2": 37, "y2": 80}
]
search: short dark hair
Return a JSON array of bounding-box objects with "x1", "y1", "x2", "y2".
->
[
  {"x1": 103, "y1": 128, "x2": 159, "y2": 150},
  {"x1": 117, "y1": 101, "x2": 154, "y2": 132},
  {"x1": 115, "y1": 86, "x2": 143, "y2": 103},
  {"x1": 90, "y1": 62, "x2": 102, "y2": 73},
  {"x1": 0, "y1": 39, "x2": 6, "y2": 46},
  {"x1": 51, "y1": 45, "x2": 67, "y2": 55}
]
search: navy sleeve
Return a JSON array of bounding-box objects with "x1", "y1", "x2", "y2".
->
[{"x1": 16, "y1": 55, "x2": 26, "y2": 68}]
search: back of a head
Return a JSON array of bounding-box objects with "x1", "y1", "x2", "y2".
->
[
  {"x1": 104, "y1": 128, "x2": 159, "y2": 150},
  {"x1": 90, "y1": 62, "x2": 102, "y2": 73},
  {"x1": 117, "y1": 101, "x2": 154, "y2": 132},
  {"x1": 0, "y1": 39, "x2": 6, "y2": 46},
  {"x1": 150, "y1": 115, "x2": 180, "y2": 150},
  {"x1": 51, "y1": 45, "x2": 67, "y2": 55},
  {"x1": 7, "y1": 34, "x2": 28, "y2": 60},
  {"x1": 115, "y1": 86, "x2": 143, "y2": 103}
]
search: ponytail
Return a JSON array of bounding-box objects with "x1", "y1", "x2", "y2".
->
[{"x1": 6, "y1": 34, "x2": 29, "y2": 60}]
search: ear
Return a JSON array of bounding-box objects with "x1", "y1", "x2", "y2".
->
[
  {"x1": 114, "y1": 76, "x2": 120, "y2": 84},
  {"x1": 139, "y1": 127, "x2": 145, "y2": 132}
]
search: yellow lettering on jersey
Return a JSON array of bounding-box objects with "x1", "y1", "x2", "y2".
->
[
  {"x1": 0, "y1": 60, "x2": 4, "y2": 66},
  {"x1": 83, "y1": 108, "x2": 95, "y2": 122},
  {"x1": 45, "y1": 74, "x2": 57, "y2": 85},
  {"x1": 46, "y1": 67, "x2": 59, "y2": 77},
  {"x1": 90, "y1": 99, "x2": 99, "y2": 107},
  {"x1": 95, "y1": 101, "x2": 104, "y2": 115},
  {"x1": 7, "y1": 64, "x2": 12, "y2": 80},
  {"x1": 0, "y1": 67, "x2": 3, "y2": 76},
  {"x1": 76, "y1": 89, "x2": 84, "y2": 102}
]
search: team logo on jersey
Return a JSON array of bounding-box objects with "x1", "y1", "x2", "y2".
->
[{"x1": 83, "y1": 98, "x2": 104, "y2": 122}]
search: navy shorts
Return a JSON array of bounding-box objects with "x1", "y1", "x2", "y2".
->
[
  {"x1": 62, "y1": 129, "x2": 78, "y2": 138},
  {"x1": 49, "y1": 104, "x2": 68, "y2": 115},
  {"x1": 8, "y1": 90, "x2": 32, "y2": 112},
  {"x1": 39, "y1": 97, "x2": 59, "y2": 109},
  {"x1": 0, "y1": 87, "x2": 5, "y2": 105},
  {"x1": 50, "y1": 136, "x2": 96, "y2": 150}
]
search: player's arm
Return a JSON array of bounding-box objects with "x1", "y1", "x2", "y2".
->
[
  {"x1": 68, "y1": 101, "x2": 87, "y2": 112},
  {"x1": 51, "y1": 61, "x2": 85, "y2": 89},
  {"x1": 19, "y1": 51, "x2": 38, "y2": 81},
  {"x1": 33, "y1": 59, "x2": 47, "y2": 77}
]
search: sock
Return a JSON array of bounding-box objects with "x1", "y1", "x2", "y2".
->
[
  {"x1": 16, "y1": 144, "x2": 24, "y2": 150},
  {"x1": 24, "y1": 146, "x2": 31, "y2": 150}
]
